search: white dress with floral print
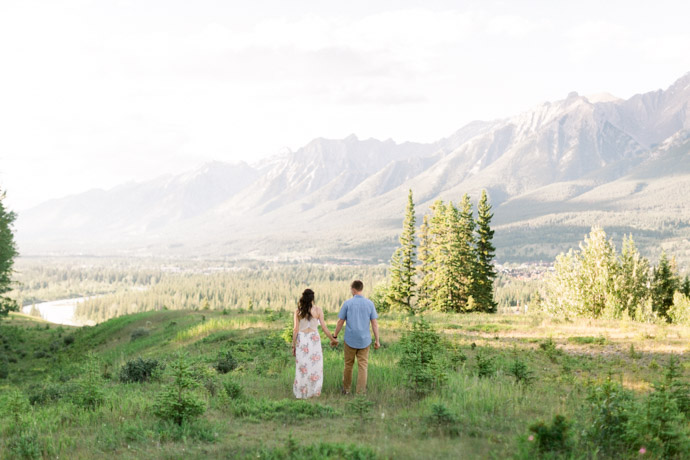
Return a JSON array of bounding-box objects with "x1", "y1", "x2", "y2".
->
[{"x1": 293, "y1": 330, "x2": 323, "y2": 399}]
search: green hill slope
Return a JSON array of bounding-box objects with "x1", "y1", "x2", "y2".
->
[{"x1": 3, "y1": 309, "x2": 690, "y2": 459}]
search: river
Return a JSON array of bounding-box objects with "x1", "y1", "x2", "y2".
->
[{"x1": 22, "y1": 297, "x2": 97, "y2": 327}]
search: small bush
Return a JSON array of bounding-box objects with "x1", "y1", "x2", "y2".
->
[
  {"x1": 230, "y1": 397, "x2": 336, "y2": 421},
  {"x1": 223, "y1": 378, "x2": 243, "y2": 399},
  {"x1": 255, "y1": 436, "x2": 378, "y2": 460},
  {"x1": 153, "y1": 354, "x2": 206, "y2": 425},
  {"x1": 347, "y1": 396, "x2": 374, "y2": 423},
  {"x1": 585, "y1": 378, "x2": 633, "y2": 453},
  {"x1": 398, "y1": 318, "x2": 445, "y2": 396},
  {"x1": 214, "y1": 350, "x2": 238, "y2": 374},
  {"x1": 27, "y1": 382, "x2": 72, "y2": 406},
  {"x1": 507, "y1": 356, "x2": 534, "y2": 385},
  {"x1": 425, "y1": 403, "x2": 460, "y2": 437},
  {"x1": 120, "y1": 357, "x2": 164, "y2": 383},
  {"x1": 63, "y1": 334, "x2": 75, "y2": 346},
  {"x1": 539, "y1": 338, "x2": 561, "y2": 362},
  {"x1": 130, "y1": 327, "x2": 150, "y2": 341},
  {"x1": 475, "y1": 352, "x2": 496, "y2": 378},
  {"x1": 528, "y1": 414, "x2": 572, "y2": 455},
  {"x1": 71, "y1": 358, "x2": 106, "y2": 410},
  {"x1": 7, "y1": 430, "x2": 42, "y2": 460},
  {"x1": 0, "y1": 354, "x2": 9, "y2": 379}
]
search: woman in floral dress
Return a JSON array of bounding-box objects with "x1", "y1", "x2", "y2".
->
[{"x1": 292, "y1": 289, "x2": 338, "y2": 399}]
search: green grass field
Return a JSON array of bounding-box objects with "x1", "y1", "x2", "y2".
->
[{"x1": 1, "y1": 309, "x2": 689, "y2": 459}]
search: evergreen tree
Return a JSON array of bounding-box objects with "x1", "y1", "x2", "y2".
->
[
  {"x1": 616, "y1": 235, "x2": 650, "y2": 319},
  {"x1": 651, "y1": 251, "x2": 680, "y2": 322},
  {"x1": 0, "y1": 190, "x2": 18, "y2": 319},
  {"x1": 416, "y1": 213, "x2": 434, "y2": 312},
  {"x1": 473, "y1": 190, "x2": 497, "y2": 312},
  {"x1": 387, "y1": 190, "x2": 417, "y2": 312},
  {"x1": 455, "y1": 194, "x2": 476, "y2": 312},
  {"x1": 428, "y1": 200, "x2": 455, "y2": 312}
]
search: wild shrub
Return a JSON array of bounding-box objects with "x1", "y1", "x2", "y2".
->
[
  {"x1": 0, "y1": 353, "x2": 8, "y2": 379},
  {"x1": 475, "y1": 351, "x2": 496, "y2": 378},
  {"x1": 528, "y1": 414, "x2": 572, "y2": 455},
  {"x1": 63, "y1": 334, "x2": 75, "y2": 346},
  {"x1": 7, "y1": 430, "x2": 42, "y2": 460},
  {"x1": 425, "y1": 403, "x2": 460, "y2": 437},
  {"x1": 71, "y1": 357, "x2": 106, "y2": 410},
  {"x1": 624, "y1": 384, "x2": 690, "y2": 458},
  {"x1": 214, "y1": 350, "x2": 238, "y2": 374},
  {"x1": 398, "y1": 317, "x2": 445, "y2": 396},
  {"x1": 119, "y1": 357, "x2": 164, "y2": 383},
  {"x1": 507, "y1": 356, "x2": 534, "y2": 385},
  {"x1": 665, "y1": 355, "x2": 690, "y2": 417},
  {"x1": 230, "y1": 397, "x2": 336, "y2": 421},
  {"x1": 27, "y1": 381, "x2": 73, "y2": 406},
  {"x1": 153, "y1": 354, "x2": 206, "y2": 425},
  {"x1": 347, "y1": 396, "x2": 374, "y2": 423},
  {"x1": 585, "y1": 377, "x2": 633, "y2": 453},
  {"x1": 192, "y1": 363, "x2": 222, "y2": 396},
  {"x1": 445, "y1": 342, "x2": 467, "y2": 369},
  {"x1": 130, "y1": 327, "x2": 150, "y2": 341},
  {"x1": 255, "y1": 435, "x2": 378, "y2": 460},
  {"x1": 539, "y1": 338, "x2": 561, "y2": 362},
  {"x1": 0, "y1": 388, "x2": 31, "y2": 424},
  {"x1": 222, "y1": 378, "x2": 243, "y2": 399}
]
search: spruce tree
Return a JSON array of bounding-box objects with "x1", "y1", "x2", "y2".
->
[
  {"x1": 428, "y1": 200, "x2": 455, "y2": 312},
  {"x1": 651, "y1": 251, "x2": 679, "y2": 322},
  {"x1": 387, "y1": 190, "x2": 417, "y2": 312},
  {"x1": 416, "y1": 213, "x2": 434, "y2": 312},
  {"x1": 474, "y1": 190, "x2": 497, "y2": 312},
  {"x1": 456, "y1": 194, "x2": 476, "y2": 312},
  {"x1": 0, "y1": 190, "x2": 18, "y2": 319}
]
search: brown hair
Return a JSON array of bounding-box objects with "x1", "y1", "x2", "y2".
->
[
  {"x1": 298, "y1": 288, "x2": 315, "y2": 320},
  {"x1": 351, "y1": 280, "x2": 364, "y2": 292}
]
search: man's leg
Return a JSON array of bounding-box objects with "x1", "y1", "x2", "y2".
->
[
  {"x1": 355, "y1": 346, "x2": 370, "y2": 394},
  {"x1": 343, "y1": 342, "x2": 356, "y2": 394}
]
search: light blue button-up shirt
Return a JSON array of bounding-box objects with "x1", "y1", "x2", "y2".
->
[{"x1": 338, "y1": 294, "x2": 378, "y2": 349}]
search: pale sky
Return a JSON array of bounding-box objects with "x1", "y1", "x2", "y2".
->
[{"x1": 1, "y1": 0, "x2": 690, "y2": 210}]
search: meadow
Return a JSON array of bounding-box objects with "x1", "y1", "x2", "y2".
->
[{"x1": 2, "y1": 300, "x2": 690, "y2": 459}]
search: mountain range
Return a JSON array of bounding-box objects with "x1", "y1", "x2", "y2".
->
[{"x1": 17, "y1": 72, "x2": 690, "y2": 264}]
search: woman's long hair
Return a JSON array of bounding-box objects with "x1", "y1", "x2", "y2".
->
[{"x1": 298, "y1": 289, "x2": 315, "y2": 320}]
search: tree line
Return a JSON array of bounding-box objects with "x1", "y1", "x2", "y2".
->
[
  {"x1": 384, "y1": 189, "x2": 497, "y2": 314},
  {"x1": 543, "y1": 226, "x2": 690, "y2": 323}
]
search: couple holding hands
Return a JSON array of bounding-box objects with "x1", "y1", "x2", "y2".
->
[{"x1": 291, "y1": 280, "x2": 380, "y2": 399}]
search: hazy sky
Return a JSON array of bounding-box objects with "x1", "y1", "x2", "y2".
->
[{"x1": 1, "y1": 0, "x2": 690, "y2": 210}]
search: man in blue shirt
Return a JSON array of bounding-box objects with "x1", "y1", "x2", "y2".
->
[{"x1": 333, "y1": 280, "x2": 380, "y2": 395}]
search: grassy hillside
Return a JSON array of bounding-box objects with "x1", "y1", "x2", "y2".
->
[{"x1": 2, "y1": 309, "x2": 690, "y2": 459}]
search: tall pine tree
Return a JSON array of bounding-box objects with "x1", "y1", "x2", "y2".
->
[
  {"x1": 456, "y1": 194, "x2": 477, "y2": 312},
  {"x1": 651, "y1": 251, "x2": 679, "y2": 322},
  {"x1": 0, "y1": 190, "x2": 18, "y2": 319},
  {"x1": 473, "y1": 190, "x2": 497, "y2": 312},
  {"x1": 416, "y1": 213, "x2": 433, "y2": 312},
  {"x1": 387, "y1": 190, "x2": 417, "y2": 312}
]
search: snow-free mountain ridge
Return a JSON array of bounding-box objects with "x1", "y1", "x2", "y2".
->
[{"x1": 18, "y1": 72, "x2": 690, "y2": 263}]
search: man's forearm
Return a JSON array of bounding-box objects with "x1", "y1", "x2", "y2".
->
[
  {"x1": 371, "y1": 320, "x2": 379, "y2": 342},
  {"x1": 334, "y1": 319, "x2": 345, "y2": 337}
]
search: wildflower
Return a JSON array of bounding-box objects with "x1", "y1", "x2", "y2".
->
[
  {"x1": 528, "y1": 435, "x2": 534, "y2": 442},
  {"x1": 639, "y1": 447, "x2": 646, "y2": 455}
]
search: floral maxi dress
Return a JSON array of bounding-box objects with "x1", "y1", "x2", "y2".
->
[{"x1": 293, "y1": 321, "x2": 323, "y2": 398}]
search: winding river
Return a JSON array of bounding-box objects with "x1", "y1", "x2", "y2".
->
[{"x1": 21, "y1": 297, "x2": 97, "y2": 327}]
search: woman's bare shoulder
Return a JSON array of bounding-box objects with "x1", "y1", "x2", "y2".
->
[{"x1": 312, "y1": 305, "x2": 324, "y2": 317}]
